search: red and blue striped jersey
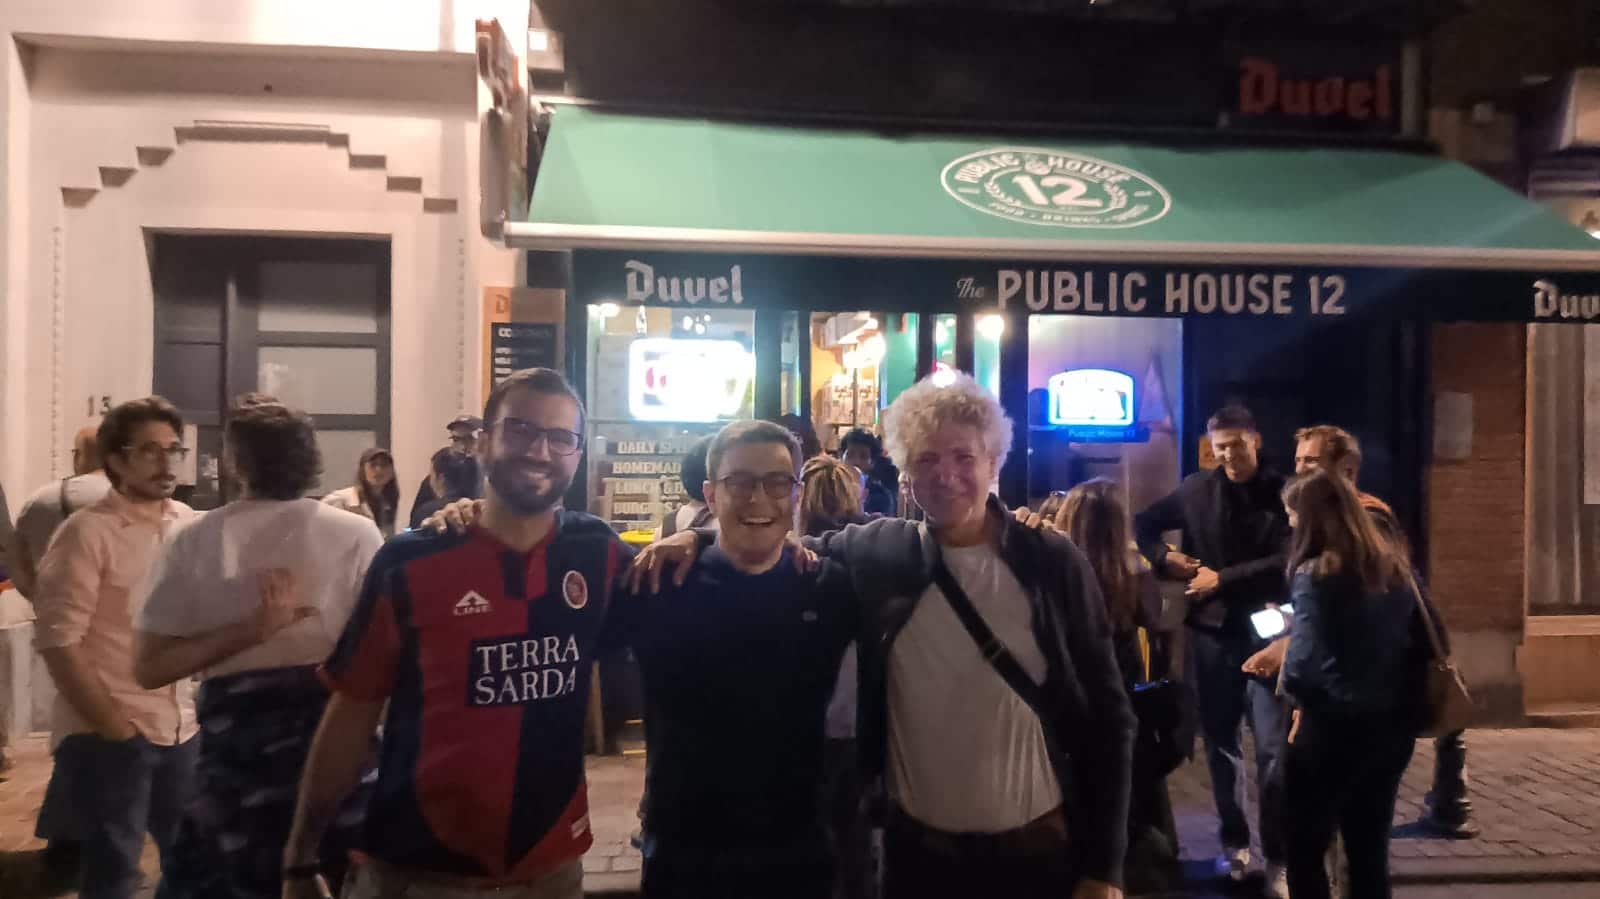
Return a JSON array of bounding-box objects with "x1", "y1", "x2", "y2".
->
[{"x1": 323, "y1": 512, "x2": 630, "y2": 882}]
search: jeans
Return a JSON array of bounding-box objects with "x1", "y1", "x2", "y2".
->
[
  {"x1": 1188, "y1": 626, "x2": 1290, "y2": 862},
  {"x1": 1284, "y1": 710, "x2": 1415, "y2": 899},
  {"x1": 54, "y1": 732, "x2": 199, "y2": 899}
]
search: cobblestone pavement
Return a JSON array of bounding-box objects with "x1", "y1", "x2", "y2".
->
[
  {"x1": 1170, "y1": 728, "x2": 1600, "y2": 868},
  {"x1": 5, "y1": 728, "x2": 1599, "y2": 897}
]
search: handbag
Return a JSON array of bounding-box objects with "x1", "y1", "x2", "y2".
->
[{"x1": 1402, "y1": 569, "x2": 1475, "y2": 737}]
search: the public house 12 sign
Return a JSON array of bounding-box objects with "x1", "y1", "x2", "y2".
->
[{"x1": 941, "y1": 147, "x2": 1172, "y2": 228}]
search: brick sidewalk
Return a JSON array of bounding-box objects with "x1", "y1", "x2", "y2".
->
[
  {"x1": 1172, "y1": 728, "x2": 1600, "y2": 873},
  {"x1": 5, "y1": 728, "x2": 1599, "y2": 897}
]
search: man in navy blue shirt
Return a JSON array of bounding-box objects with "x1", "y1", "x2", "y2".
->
[{"x1": 602, "y1": 420, "x2": 857, "y2": 899}]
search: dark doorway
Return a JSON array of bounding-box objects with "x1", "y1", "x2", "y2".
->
[
  {"x1": 1182, "y1": 314, "x2": 1427, "y2": 558},
  {"x1": 150, "y1": 235, "x2": 391, "y2": 510}
]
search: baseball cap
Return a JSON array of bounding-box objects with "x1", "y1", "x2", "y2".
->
[{"x1": 447, "y1": 415, "x2": 484, "y2": 432}]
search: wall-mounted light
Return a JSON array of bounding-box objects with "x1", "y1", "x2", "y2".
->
[
  {"x1": 597, "y1": 302, "x2": 621, "y2": 318},
  {"x1": 976, "y1": 314, "x2": 1006, "y2": 340}
]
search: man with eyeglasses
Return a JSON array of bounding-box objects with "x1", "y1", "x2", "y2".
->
[
  {"x1": 32, "y1": 397, "x2": 199, "y2": 899},
  {"x1": 284, "y1": 369, "x2": 626, "y2": 899},
  {"x1": 599, "y1": 419, "x2": 856, "y2": 898}
]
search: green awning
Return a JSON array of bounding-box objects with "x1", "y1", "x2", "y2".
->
[{"x1": 509, "y1": 106, "x2": 1600, "y2": 271}]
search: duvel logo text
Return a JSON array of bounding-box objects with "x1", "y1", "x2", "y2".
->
[{"x1": 941, "y1": 147, "x2": 1172, "y2": 229}]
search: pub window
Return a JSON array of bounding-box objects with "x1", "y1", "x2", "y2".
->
[{"x1": 1025, "y1": 316, "x2": 1183, "y2": 517}]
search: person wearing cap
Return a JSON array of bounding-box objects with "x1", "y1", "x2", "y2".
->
[
  {"x1": 408, "y1": 415, "x2": 482, "y2": 525},
  {"x1": 322, "y1": 449, "x2": 399, "y2": 538}
]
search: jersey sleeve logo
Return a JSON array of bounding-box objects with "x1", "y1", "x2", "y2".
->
[
  {"x1": 562, "y1": 570, "x2": 589, "y2": 610},
  {"x1": 454, "y1": 590, "x2": 493, "y2": 617}
]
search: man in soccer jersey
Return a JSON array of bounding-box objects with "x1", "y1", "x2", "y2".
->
[{"x1": 283, "y1": 369, "x2": 628, "y2": 899}]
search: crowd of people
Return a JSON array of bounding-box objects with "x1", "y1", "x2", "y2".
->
[{"x1": 0, "y1": 364, "x2": 1468, "y2": 899}]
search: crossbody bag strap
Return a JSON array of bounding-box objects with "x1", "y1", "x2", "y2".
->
[
  {"x1": 930, "y1": 559, "x2": 1048, "y2": 714},
  {"x1": 1401, "y1": 566, "x2": 1449, "y2": 661}
]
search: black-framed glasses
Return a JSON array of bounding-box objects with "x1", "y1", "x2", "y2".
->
[
  {"x1": 717, "y1": 473, "x2": 799, "y2": 500},
  {"x1": 124, "y1": 443, "x2": 190, "y2": 464},
  {"x1": 490, "y1": 418, "x2": 584, "y2": 456}
]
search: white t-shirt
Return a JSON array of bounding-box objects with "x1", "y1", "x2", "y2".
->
[
  {"x1": 136, "y1": 498, "x2": 384, "y2": 679},
  {"x1": 887, "y1": 541, "x2": 1063, "y2": 833}
]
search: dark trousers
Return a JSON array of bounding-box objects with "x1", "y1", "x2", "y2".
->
[
  {"x1": 1188, "y1": 626, "x2": 1290, "y2": 862},
  {"x1": 54, "y1": 733, "x2": 199, "y2": 899},
  {"x1": 882, "y1": 807, "x2": 1078, "y2": 899},
  {"x1": 641, "y1": 838, "x2": 832, "y2": 899},
  {"x1": 1284, "y1": 711, "x2": 1415, "y2": 899}
]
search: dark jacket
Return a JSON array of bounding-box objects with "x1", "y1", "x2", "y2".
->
[
  {"x1": 1282, "y1": 568, "x2": 1423, "y2": 720},
  {"x1": 409, "y1": 476, "x2": 437, "y2": 529},
  {"x1": 1133, "y1": 466, "x2": 1291, "y2": 635},
  {"x1": 801, "y1": 497, "x2": 1137, "y2": 888}
]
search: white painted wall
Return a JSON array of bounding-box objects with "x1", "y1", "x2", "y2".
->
[
  {"x1": 1, "y1": 0, "x2": 529, "y2": 505},
  {"x1": 0, "y1": 1, "x2": 530, "y2": 736}
]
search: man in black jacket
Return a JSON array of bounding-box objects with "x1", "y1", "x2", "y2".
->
[
  {"x1": 1134, "y1": 405, "x2": 1291, "y2": 892},
  {"x1": 639, "y1": 372, "x2": 1133, "y2": 899}
]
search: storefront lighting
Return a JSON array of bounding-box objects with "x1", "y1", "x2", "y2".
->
[
  {"x1": 628, "y1": 338, "x2": 755, "y2": 422},
  {"x1": 681, "y1": 314, "x2": 694, "y2": 331},
  {"x1": 1047, "y1": 368, "x2": 1135, "y2": 427},
  {"x1": 842, "y1": 334, "x2": 887, "y2": 371},
  {"x1": 977, "y1": 315, "x2": 1006, "y2": 340},
  {"x1": 931, "y1": 365, "x2": 958, "y2": 388},
  {"x1": 597, "y1": 302, "x2": 621, "y2": 318},
  {"x1": 935, "y1": 320, "x2": 950, "y2": 344}
]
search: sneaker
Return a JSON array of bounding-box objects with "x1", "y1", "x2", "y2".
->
[
  {"x1": 1264, "y1": 861, "x2": 1289, "y2": 898},
  {"x1": 1214, "y1": 847, "x2": 1250, "y2": 882}
]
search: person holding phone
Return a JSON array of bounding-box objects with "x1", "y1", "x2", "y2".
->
[
  {"x1": 1279, "y1": 470, "x2": 1422, "y2": 899},
  {"x1": 1133, "y1": 405, "x2": 1292, "y2": 896}
]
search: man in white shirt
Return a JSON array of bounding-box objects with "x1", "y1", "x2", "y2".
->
[{"x1": 133, "y1": 394, "x2": 384, "y2": 899}]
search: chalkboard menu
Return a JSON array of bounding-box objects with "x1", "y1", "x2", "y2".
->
[{"x1": 489, "y1": 322, "x2": 559, "y2": 385}]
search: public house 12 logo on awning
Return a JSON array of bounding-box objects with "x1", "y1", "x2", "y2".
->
[{"x1": 940, "y1": 147, "x2": 1172, "y2": 229}]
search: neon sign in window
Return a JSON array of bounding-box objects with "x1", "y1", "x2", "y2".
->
[
  {"x1": 1047, "y1": 368, "x2": 1136, "y2": 427},
  {"x1": 628, "y1": 338, "x2": 754, "y2": 422}
]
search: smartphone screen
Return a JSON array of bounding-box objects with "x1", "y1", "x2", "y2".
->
[{"x1": 1251, "y1": 608, "x2": 1288, "y2": 640}]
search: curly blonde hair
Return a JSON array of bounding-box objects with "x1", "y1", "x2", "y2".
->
[{"x1": 881, "y1": 371, "x2": 1014, "y2": 472}]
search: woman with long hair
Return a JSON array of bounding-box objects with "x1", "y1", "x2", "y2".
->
[
  {"x1": 322, "y1": 447, "x2": 399, "y2": 537},
  {"x1": 1052, "y1": 479, "x2": 1180, "y2": 894},
  {"x1": 1279, "y1": 469, "x2": 1421, "y2": 899},
  {"x1": 801, "y1": 456, "x2": 871, "y2": 899}
]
